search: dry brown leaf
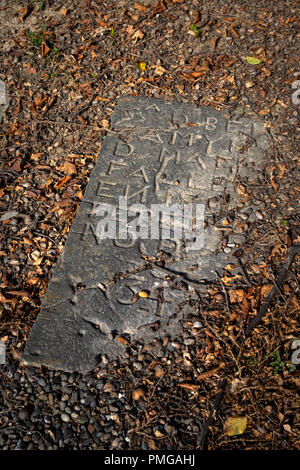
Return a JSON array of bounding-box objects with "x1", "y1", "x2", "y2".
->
[
  {"x1": 132, "y1": 388, "x2": 145, "y2": 400},
  {"x1": 60, "y1": 7, "x2": 68, "y2": 15},
  {"x1": 260, "y1": 284, "x2": 273, "y2": 298},
  {"x1": 178, "y1": 383, "x2": 201, "y2": 391},
  {"x1": 210, "y1": 36, "x2": 220, "y2": 49},
  {"x1": 116, "y1": 335, "x2": 129, "y2": 345},
  {"x1": 134, "y1": 2, "x2": 147, "y2": 13},
  {"x1": 229, "y1": 288, "x2": 245, "y2": 304},
  {"x1": 193, "y1": 10, "x2": 201, "y2": 23},
  {"x1": 59, "y1": 162, "x2": 77, "y2": 175},
  {"x1": 19, "y1": 5, "x2": 33, "y2": 22},
  {"x1": 152, "y1": 1, "x2": 166, "y2": 13},
  {"x1": 132, "y1": 30, "x2": 144, "y2": 41},
  {"x1": 148, "y1": 439, "x2": 156, "y2": 450},
  {"x1": 54, "y1": 176, "x2": 71, "y2": 189},
  {"x1": 41, "y1": 41, "x2": 51, "y2": 58},
  {"x1": 34, "y1": 94, "x2": 48, "y2": 108},
  {"x1": 269, "y1": 166, "x2": 278, "y2": 192},
  {"x1": 221, "y1": 274, "x2": 243, "y2": 286},
  {"x1": 195, "y1": 366, "x2": 220, "y2": 382},
  {"x1": 236, "y1": 182, "x2": 250, "y2": 198}
]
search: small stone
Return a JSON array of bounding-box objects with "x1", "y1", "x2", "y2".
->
[
  {"x1": 255, "y1": 210, "x2": 264, "y2": 220},
  {"x1": 78, "y1": 415, "x2": 89, "y2": 424},
  {"x1": 183, "y1": 338, "x2": 195, "y2": 346},
  {"x1": 164, "y1": 424, "x2": 176, "y2": 434},
  {"x1": 18, "y1": 407, "x2": 30, "y2": 421},
  {"x1": 133, "y1": 361, "x2": 143, "y2": 370},
  {"x1": 61, "y1": 413, "x2": 70, "y2": 423}
]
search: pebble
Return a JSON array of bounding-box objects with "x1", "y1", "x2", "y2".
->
[
  {"x1": 61, "y1": 413, "x2": 70, "y2": 423},
  {"x1": 255, "y1": 210, "x2": 264, "y2": 220},
  {"x1": 183, "y1": 338, "x2": 195, "y2": 346}
]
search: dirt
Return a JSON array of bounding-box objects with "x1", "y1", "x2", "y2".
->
[{"x1": 0, "y1": 0, "x2": 299, "y2": 450}]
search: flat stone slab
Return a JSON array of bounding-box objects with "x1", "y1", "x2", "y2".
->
[{"x1": 22, "y1": 96, "x2": 270, "y2": 373}]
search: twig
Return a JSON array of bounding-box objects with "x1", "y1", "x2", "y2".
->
[
  {"x1": 245, "y1": 245, "x2": 300, "y2": 336},
  {"x1": 68, "y1": 93, "x2": 98, "y2": 119},
  {"x1": 197, "y1": 378, "x2": 227, "y2": 450},
  {"x1": 234, "y1": 257, "x2": 253, "y2": 287}
]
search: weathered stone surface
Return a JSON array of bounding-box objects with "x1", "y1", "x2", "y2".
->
[{"x1": 22, "y1": 96, "x2": 270, "y2": 373}]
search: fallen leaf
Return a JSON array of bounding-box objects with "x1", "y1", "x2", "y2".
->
[
  {"x1": 221, "y1": 274, "x2": 242, "y2": 286},
  {"x1": 195, "y1": 366, "x2": 220, "y2": 382},
  {"x1": 19, "y1": 5, "x2": 33, "y2": 22},
  {"x1": 236, "y1": 182, "x2": 250, "y2": 198},
  {"x1": 210, "y1": 36, "x2": 220, "y2": 49},
  {"x1": 60, "y1": 7, "x2": 68, "y2": 15},
  {"x1": 139, "y1": 61, "x2": 147, "y2": 71},
  {"x1": 258, "y1": 108, "x2": 270, "y2": 116},
  {"x1": 101, "y1": 119, "x2": 110, "y2": 128},
  {"x1": 224, "y1": 416, "x2": 247, "y2": 436},
  {"x1": 7, "y1": 158, "x2": 22, "y2": 173},
  {"x1": 132, "y1": 30, "x2": 144, "y2": 41},
  {"x1": 132, "y1": 388, "x2": 145, "y2": 400},
  {"x1": 283, "y1": 424, "x2": 293, "y2": 434},
  {"x1": 59, "y1": 162, "x2": 77, "y2": 175},
  {"x1": 229, "y1": 288, "x2": 245, "y2": 304},
  {"x1": 138, "y1": 290, "x2": 150, "y2": 298},
  {"x1": 260, "y1": 284, "x2": 273, "y2": 298},
  {"x1": 54, "y1": 176, "x2": 71, "y2": 189},
  {"x1": 178, "y1": 383, "x2": 201, "y2": 391},
  {"x1": 154, "y1": 65, "x2": 167, "y2": 76},
  {"x1": 116, "y1": 335, "x2": 129, "y2": 345},
  {"x1": 134, "y1": 2, "x2": 147, "y2": 13},
  {"x1": 42, "y1": 41, "x2": 51, "y2": 58},
  {"x1": 246, "y1": 56, "x2": 262, "y2": 65},
  {"x1": 193, "y1": 10, "x2": 201, "y2": 24},
  {"x1": 153, "y1": 1, "x2": 166, "y2": 13},
  {"x1": 34, "y1": 93, "x2": 48, "y2": 108}
]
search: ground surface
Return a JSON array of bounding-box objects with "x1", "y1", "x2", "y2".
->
[{"x1": 0, "y1": 0, "x2": 299, "y2": 450}]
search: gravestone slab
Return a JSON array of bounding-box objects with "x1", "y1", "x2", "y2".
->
[{"x1": 22, "y1": 96, "x2": 270, "y2": 373}]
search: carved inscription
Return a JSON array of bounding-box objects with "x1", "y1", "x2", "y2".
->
[{"x1": 22, "y1": 96, "x2": 270, "y2": 373}]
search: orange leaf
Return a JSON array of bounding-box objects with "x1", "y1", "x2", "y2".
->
[
  {"x1": 19, "y1": 5, "x2": 33, "y2": 22},
  {"x1": 42, "y1": 41, "x2": 51, "y2": 58},
  {"x1": 54, "y1": 176, "x2": 71, "y2": 189},
  {"x1": 193, "y1": 10, "x2": 201, "y2": 23},
  {"x1": 116, "y1": 335, "x2": 129, "y2": 345}
]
